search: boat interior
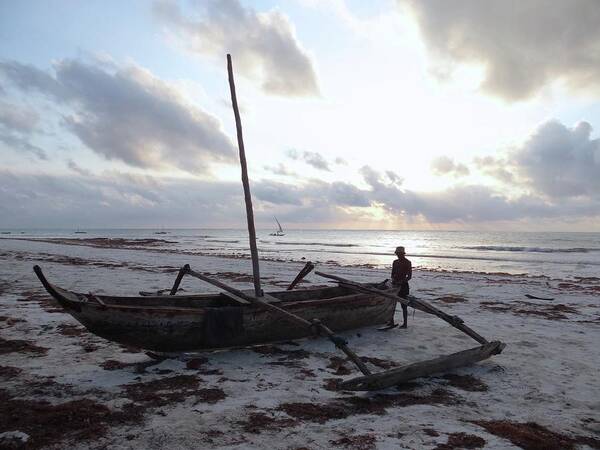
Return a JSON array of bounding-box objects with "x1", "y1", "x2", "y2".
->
[
  {"x1": 35, "y1": 264, "x2": 390, "y2": 310},
  {"x1": 54, "y1": 283, "x2": 368, "y2": 309}
]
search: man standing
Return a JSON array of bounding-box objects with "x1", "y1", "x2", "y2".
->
[{"x1": 391, "y1": 246, "x2": 411, "y2": 328}]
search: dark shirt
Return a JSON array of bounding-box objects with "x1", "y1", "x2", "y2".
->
[{"x1": 392, "y1": 257, "x2": 412, "y2": 286}]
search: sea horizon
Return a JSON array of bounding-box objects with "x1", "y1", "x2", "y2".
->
[{"x1": 3, "y1": 228, "x2": 598, "y2": 280}]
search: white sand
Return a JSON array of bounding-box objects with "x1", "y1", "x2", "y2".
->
[{"x1": 0, "y1": 238, "x2": 599, "y2": 449}]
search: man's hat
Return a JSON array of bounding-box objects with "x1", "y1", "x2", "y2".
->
[{"x1": 395, "y1": 246, "x2": 405, "y2": 255}]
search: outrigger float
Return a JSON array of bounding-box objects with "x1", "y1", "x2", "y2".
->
[{"x1": 33, "y1": 55, "x2": 505, "y2": 391}]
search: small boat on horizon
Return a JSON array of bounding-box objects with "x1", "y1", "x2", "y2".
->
[{"x1": 269, "y1": 216, "x2": 285, "y2": 236}]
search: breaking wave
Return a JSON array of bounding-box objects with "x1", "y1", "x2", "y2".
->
[
  {"x1": 205, "y1": 239, "x2": 240, "y2": 243},
  {"x1": 462, "y1": 246, "x2": 594, "y2": 254},
  {"x1": 268, "y1": 241, "x2": 359, "y2": 247}
]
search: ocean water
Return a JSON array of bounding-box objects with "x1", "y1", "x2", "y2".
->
[{"x1": 2, "y1": 229, "x2": 599, "y2": 280}]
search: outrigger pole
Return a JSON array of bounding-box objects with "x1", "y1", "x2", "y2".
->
[{"x1": 227, "y1": 54, "x2": 262, "y2": 297}]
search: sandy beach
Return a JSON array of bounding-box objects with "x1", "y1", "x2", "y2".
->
[{"x1": 0, "y1": 237, "x2": 599, "y2": 449}]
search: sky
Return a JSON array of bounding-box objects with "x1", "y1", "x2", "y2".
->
[{"x1": 1, "y1": 0, "x2": 599, "y2": 231}]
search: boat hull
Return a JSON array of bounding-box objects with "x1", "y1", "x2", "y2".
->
[
  {"x1": 72, "y1": 293, "x2": 394, "y2": 352},
  {"x1": 34, "y1": 266, "x2": 396, "y2": 352}
]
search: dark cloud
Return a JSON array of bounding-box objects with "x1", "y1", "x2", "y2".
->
[
  {"x1": 253, "y1": 179, "x2": 370, "y2": 208},
  {"x1": 154, "y1": 0, "x2": 320, "y2": 97},
  {"x1": 385, "y1": 171, "x2": 403, "y2": 186},
  {"x1": 474, "y1": 121, "x2": 600, "y2": 201},
  {"x1": 253, "y1": 180, "x2": 302, "y2": 205},
  {"x1": 510, "y1": 120, "x2": 600, "y2": 198},
  {"x1": 334, "y1": 157, "x2": 347, "y2": 166},
  {"x1": 0, "y1": 170, "x2": 364, "y2": 228},
  {"x1": 0, "y1": 61, "x2": 62, "y2": 96},
  {"x1": 400, "y1": 0, "x2": 600, "y2": 100},
  {"x1": 0, "y1": 170, "x2": 244, "y2": 228},
  {"x1": 360, "y1": 164, "x2": 599, "y2": 223},
  {"x1": 66, "y1": 160, "x2": 91, "y2": 176},
  {"x1": 301, "y1": 151, "x2": 330, "y2": 171},
  {"x1": 430, "y1": 156, "x2": 469, "y2": 177},
  {"x1": 286, "y1": 149, "x2": 331, "y2": 171},
  {"x1": 304, "y1": 180, "x2": 371, "y2": 208},
  {"x1": 0, "y1": 59, "x2": 236, "y2": 174},
  {"x1": 3, "y1": 153, "x2": 599, "y2": 228}
]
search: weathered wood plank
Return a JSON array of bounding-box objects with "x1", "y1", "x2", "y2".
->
[
  {"x1": 241, "y1": 290, "x2": 280, "y2": 303},
  {"x1": 341, "y1": 341, "x2": 506, "y2": 391},
  {"x1": 221, "y1": 291, "x2": 250, "y2": 305},
  {"x1": 287, "y1": 261, "x2": 315, "y2": 290}
]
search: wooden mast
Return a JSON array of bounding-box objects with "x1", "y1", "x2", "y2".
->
[{"x1": 227, "y1": 54, "x2": 262, "y2": 297}]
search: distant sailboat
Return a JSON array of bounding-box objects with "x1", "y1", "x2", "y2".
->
[{"x1": 269, "y1": 217, "x2": 285, "y2": 236}]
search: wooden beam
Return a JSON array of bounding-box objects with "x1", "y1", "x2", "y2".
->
[
  {"x1": 227, "y1": 54, "x2": 262, "y2": 297},
  {"x1": 169, "y1": 265, "x2": 188, "y2": 295},
  {"x1": 315, "y1": 271, "x2": 488, "y2": 345},
  {"x1": 241, "y1": 290, "x2": 280, "y2": 303},
  {"x1": 287, "y1": 261, "x2": 315, "y2": 290},
  {"x1": 340, "y1": 341, "x2": 506, "y2": 391},
  {"x1": 183, "y1": 266, "x2": 371, "y2": 376}
]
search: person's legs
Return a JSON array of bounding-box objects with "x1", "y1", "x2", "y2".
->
[
  {"x1": 399, "y1": 281, "x2": 409, "y2": 328},
  {"x1": 400, "y1": 303, "x2": 408, "y2": 328}
]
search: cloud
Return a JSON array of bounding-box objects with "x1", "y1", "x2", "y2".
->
[
  {"x1": 474, "y1": 120, "x2": 600, "y2": 201},
  {"x1": 66, "y1": 159, "x2": 91, "y2": 176},
  {"x1": 263, "y1": 163, "x2": 296, "y2": 176},
  {"x1": 430, "y1": 156, "x2": 469, "y2": 177},
  {"x1": 0, "y1": 100, "x2": 45, "y2": 159},
  {"x1": 509, "y1": 120, "x2": 600, "y2": 199},
  {"x1": 360, "y1": 164, "x2": 599, "y2": 223},
  {"x1": 385, "y1": 171, "x2": 403, "y2": 186},
  {"x1": 253, "y1": 178, "x2": 370, "y2": 208},
  {"x1": 0, "y1": 101, "x2": 39, "y2": 133},
  {"x1": 473, "y1": 156, "x2": 514, "y2": 183},
  {"x1": 0, "y1": 133, "x2": 46, "y2": 160},
  {"x1": 301, "y1": 151, "x2": 330, "y2": 171},
  {"x1": 0, "y1": 59, "x2": 236, "y2": 174},
  {"x1": 400, "y1": 0, "x2": 600, "y2": 100},
  {"x1": 253, "y1": 180, "x2": 302, "y2": 205},
  {"x1": 286, "y1": 149, "x2": 331, "y2": 171},
  {"x1": 0, "y1": 169, "x2": 245, "y2": 228},
  {"x1": 154, "y1": 0, "x2": 320, "y2": 97},
  {"x1": 3, "y1": 150, "x2": 599, "y2": 228}
]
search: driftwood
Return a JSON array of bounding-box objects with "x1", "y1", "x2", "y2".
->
[
  {"x1": 287, "y1": 261, "x2": 315, "y2": 290},
  {"x1": 227, "y1": 54, "x2": 262, "y2": 297},
  {"x1": 315, "y1": 271, "x2": 488, "y2": 345},
  {"x1": 525, "y1": 294, "x2": 554, "y2": 301},
  {"x1": 341, "y1": 341, "x2": 506, "y2": 391}
]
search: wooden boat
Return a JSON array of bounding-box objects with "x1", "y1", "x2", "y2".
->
[
  {"x1": 33, "y1": 265, "x2": 395, "y2": 353},
  {"x1": 29, "y1": 57, "x2": 505, "y2": 390}
]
